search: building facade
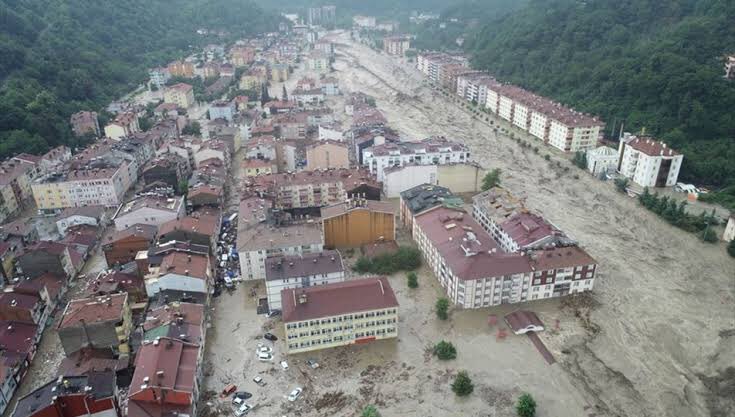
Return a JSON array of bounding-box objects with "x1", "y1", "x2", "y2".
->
[
  {"x1": 265, "y1": 250, "x2": 345, "y2": 311},
  {"x1": 617, "y1": 134, "x2": 683, "y2": 188},
  {"x1": 362, "y1": 137, "x2": 471, "y2": 182},
  {"x1": 321, "y1": 200, "x2": 395, "y2": 249}
]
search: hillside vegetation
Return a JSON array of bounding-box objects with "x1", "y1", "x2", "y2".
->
[
  {"x1": 463, "y1": 0, "x2": 735, "y2": 193},
  {"x1": 0, "y1": 0, "x2": 279, "y2": 158}
]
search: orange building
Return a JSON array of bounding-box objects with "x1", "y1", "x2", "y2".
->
[
  {"x1": 167, "y1": 60, "x2": 195, "y2": 78},
  {"x1": 321, "y1": 200, "x2": 395, "y2": 249}
]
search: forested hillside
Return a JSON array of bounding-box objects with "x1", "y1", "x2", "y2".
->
[
  {"x1": 0, "y1": 0, "x2": 279, "y2": 158},
  {"x1": 464, "y1": 0, "x2": 735, "y2": 192}
]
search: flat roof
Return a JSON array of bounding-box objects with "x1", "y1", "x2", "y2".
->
[
  {"x1": 320, "y1": 200, "x2": 394, "y2": 219},
  {"x1": 265, "y1": 250, "x2": 343, "y2": 282},
  {"x1": 282, "y1": 277, "x2": 398, "y2": 323}
]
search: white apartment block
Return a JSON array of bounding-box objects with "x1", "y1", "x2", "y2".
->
[
  {"x1": 497, "y1": 95, "x2": 514, "y2": 122},
  {"x1": 528, "y1": 110, "x2": 549, "y2": 142},
  {"x1": 548, "y1": 120, "x2": 601, "y2": 153},
  {"x1": 32, "y1": 162, "x2": 130, "y2": 210},
  {"x1": 617, "y1": 134, "x2": 683, "y2": 188},
  {"x1": 264, "y1": 250, "x2": 345, "y2": 311},
  {"x1": 362, "y1": 137, "x2": 470, "y2": 182},
  {"x1": 512, "y1": 102, "x2": 531, "y2": 131}
]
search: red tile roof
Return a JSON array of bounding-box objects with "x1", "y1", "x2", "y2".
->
[
  {"x1": 282, "y1": 277, "x2": 398, "y2": 323},
  {"x1": 626, "y1": 136, "x2": 680, "y2": 157},
  {"x1": 158, "y1": 214, "x2": 218, "y2": 239},
  {"x1": 130, "y1": 338, "x2": 198, "y2": 395},
  {"x1": 158, "y1": 252, "x2": 209, "y2": 280},
  {"x1": 499, "y1": 212, "x2": 560, "y2": 248},
  {"x1": 59, "y1": 293, "x2": 128, "y2": 329}
]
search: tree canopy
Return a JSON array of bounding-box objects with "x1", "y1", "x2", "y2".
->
[{"x1": 0, "y1": 0, "x2": 280, "y2": 158}]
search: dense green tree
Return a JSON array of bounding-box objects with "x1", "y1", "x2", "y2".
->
[
  {"x1": 516, "y1": 393, "x2": 536, "y2": 417},
  {"x1": 0, "y1": 0, "x2": 281, "y2": 159},
  {"x1": 182, "y1": 121, "x2": 201, "y2": 136},
  {"x1": 433, "y1": 340, "x2": 457, "y2": 360},
  {"x1": 481, "y1": 168, "x2": 502, "y2": 191},
  {"x1": 451, "y1": 371, "x2": 474, "y2": 396},
  {"x1": 407, "y1": 271, "x2": 418, "y2": 288},
  {"x1": 361, "y1": 405, "x2": 380, "y2": 417},
  {"x1": 435, "y1": 297, "x2": 450, "y2": 320},
  {"x1": 353, "y1": 247, "x2": 422, "y2": 275}
]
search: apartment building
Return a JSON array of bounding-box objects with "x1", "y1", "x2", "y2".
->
[
  {"x1": 282, "y1": 277, "x2": 399, "y2": 354},
  {"x1": 586, "y1": 146, "x2": 619, "y2": 176},
  {"x1": 57, "y1": 293, "x2": 132, "y2": 357},
  {"x1": 142, "y1": 251, "x2": 212, "y2": 297},
  {"x1": 265, "y1": 250, "x2": 345, "y2": 311},
  {"x1": 167, "y1": 60, "x2": 195, "y2": 78},
  {"x1": 103, "y1": 224, "x2": 158, "y2": 266},
  {"x1": 247, "y1": 168, "x2": 381, "y2": 211},
  {"x1": 384, "y1": 162, "x2": 485, "y2": 198},
  {"x1": 104, "y1": 112, "x2": 140, "y2": 140},
  {"x1": 70, "y1": 111, "x2": 100, "y2": 137},
  {"x1": 13, "y1": 372, "x2": 120, "y2": 417},
  {"x1": 0, "y1": 158, "x2": 39, "y2": 222},
  {"x1": 413, "y1": 205, "x2": 597, "y2": 308},
  {"x1": 362, "y1": 137, "x2": 471, "y2": 182},
  {"x1": 617, "y1": 134, "x2": 683, "y2": 188},
  {"x1": 237, "y1": 198, "x2": 324, "y2": 281},
  {"x1": 31, "y1": 162, "x2": 130, "y2": 210},
  {"x1": 306, "y1": 140, "x2": 349, "y2": 170},
  {"x1": 307, "y1": 5, "x2": 336, "y2": 27},
  {"x1": 416, "y1": 53, "x2": 468, "y2": 84},
  {"x1": 456, "y1": 73, "x2": 498, "y2": 105},
  {"x1": 113, "y1": 195, "x2": 185, "y2": 231},
  {"x1": 306, "y1": 51, "x2": 330, "y2": 72},
  {"x1": 164, "y1": 83, "x2": 195, "y2": 109},
  {"x1": 209, "y1": 100, "x2": 236, "y2": 122},
  {"x1": 230, "y1": 46, "x2": 256, "y2": 67},
  {"x1": 383, "y1": 36, "x2": 411, "y2": 56},
  {"x1": 398, "y1": 183, "x2": 462, "y2": 231},
  {"x1": 149, "y1": 67, "x2": 170, "y2": 89}
]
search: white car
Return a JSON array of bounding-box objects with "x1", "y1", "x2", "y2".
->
[
  {"x1": 257, "y1": 352, "x2": 273, "y2": 361},
  {"x1": 233, "y1": 403, "x2": 252, "y2": 416},
  {"x1": 280, "y1": 360, "x2": 289, "y2": 370},
  {"x1": 252, "y1": 376, "x2": 266, "y2": 386},
  {"x1": 287, "y1": 387, "x2": 303, "y2": 402},
  {"x1": 256, "y1": 345, "x2": 272, "y2": 354}
]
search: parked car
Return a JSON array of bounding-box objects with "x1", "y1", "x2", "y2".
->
[
  {"x1": 287, "y1": 387, "x2": 303, "y2": 402},
  {"x1": 264, "y1": 333, "x2": 278, "y2": 341},
  {"x1": 233, "y1": 392, "x2": 252, "y2": 401},
  {"x1": 252, "y1": 376, "x2": 266, "y2": 386},
  {"x1": 280, "y1": 360, "x2": 289, "y2": 370},
  {"x1": 257, "y1": 352, "x2": 273, "y2": 361},
  {"x1": 233, "y1": 403, "x2": 252, "y2": 416},
  {"x1": 256, "y1": 344, "x2": 272, "y2": 354},
  {"x1": 306, "y1": 359, "x2": 320, "y2": 369},
  {"x1": 224, "y1": 276, "x2": 234, "y2": 289},
  {"x1": 266, "y1": 309, "x2": 281, "y2": 318}
]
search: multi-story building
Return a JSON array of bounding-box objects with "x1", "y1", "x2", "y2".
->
[
  {"x1": 362, "y1": 137, "x2": 471, "y2": 182},
  {"x1": 270, "y1": 63, "x2": 290, "y2": 82},
  {"x1": 209, "y1": 100, "x2": 236, "y2": 122},
  {"x1": 141, "y1": 251, "x2": 211, "y2": 297},
  {"x1": 158, "y1": 212, "x2": 219, "y2": 251},
  {"x1": 113, "y1": 195, "x2": 184, "y2": 231},
  {"x1": 398, "y1": 183, "x2": 462, "y2": 231},
  {"x1": 586, "y1": 146, "x2": 619, "y2": 176},
  {"x1": 104, "y1": 112, "x2": 140, "y2": 140},
  {"x1": 31, "y1": 162, "x2": 130, "y2": 210},
  {"x1": 383, "y1": 36, "x2": 411, "y2": 56},
  {"x1": 413, "y1": 205, "x2": 597, "y2": 308},
  {"x1": 230, "y1": 46, "x2": 256, "y2": 67},
  {"x1": 725, "y1": 55, "x2": 735, "y2": 79},
  {"x1": 16, "y1": 241, "x2": 75, "y2": 279},
  {"x1": 54, "y1": 206, "x2": 107, "y2": 237},
  {"x1": 127, "y1": 338, "x2": 200, "y2": 417},
  {"x1": 383, "y1": 162, "x2": 485, "y2": 198},
  {"x1": 0, "y1": 158, "x2": 39, "y2": 221},
  {"x1": 723, "y1": 215, "x2": 734, "y2": 242},
  {"x1": 352, "y1": 15, "x2": 377, "y2": 28},
  {"x1": 321, "y1": 200, "x2": 395, "y2": 249},
  {"x1": 149, "y1": 67, "x2": 170, "y2": 89},
  {"x1": 142, "y1": 154, "x2": 190, "y2": 193},
  {"x1": 236, "y1": 198, "x2": 324, "y2": 281},
  {"x1": 57, "y1": 293, "x2": 132, "y2": 357},
  {"x1": 167, "y1": 60, "x2": 195, "y2": 78},
  {"x1": 617, "y1": 134, "x2": 683, "y2": 188},
  {"x1": 307, "y1": 5, "x2": 336, "y2": 27},
  {"x1": 306, "y1": 140, "x2": 349, "y2": 170},
  {"x1": 265, "y1": 250, "x2": 344, "y2": 311},
  {"x1": 246, "y1": 168, "x2": 381, "y2": 211},
  {"x1": 164, "y1": 83, "x2": 195, "y2": 109},
  {"x1": 13, "y1": 372, "x2": 120, "y2": 417},
  {"x1": 306, "y1": 51, "x2": 330, "y2": 72},
  {"x1": 282, "y1": 277, "x2": 398, "y2": 354},
  {"x1": 70, "y1": 111, "x2": 100, "y2": 137},
  {"x1": 416, "y1": 53, "x2": 468, "y2": 84}
]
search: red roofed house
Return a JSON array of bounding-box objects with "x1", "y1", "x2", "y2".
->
[
  {"x1": 57, "y1": 293, "x2": 132, "y2": 357},
  {"x1": 0, "y1": 292, "x2": 46, "y2": 327},
  {"x1": 142, "y1": 252, "x2": 211, "y2": 299},
  {"x1": 103, "y1": 224, "x2": 158, "y2": 267},
  {"x1": 282, "y1": 277, "x2": 399, "y2": 354},
  {"x1": 157, "y1": 213, "x2": 219, "y2": 252},
  {"x1": 16, "y1": 241, "x2": 75, "y2": 280},
  {"x1": 127, "y1": 338, "x2": 200, "y2": 417},
  {"x1": 11, "y1": 371, "x2": 119, "y2": 417}
]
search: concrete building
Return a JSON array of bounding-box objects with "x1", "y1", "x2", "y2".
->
[
  {"x1": 16, "y1": 241, "x2": 76, "y2": 279},
  {"x1": 70, "y1": 111, "x2": 100, "y2": 137},
  {"x1": 307, "y1": 5, "x2": 336, "y2": 27},
  {"x1": 270, "y1": 63, "x2": 290, "y2": 82},
  {"x1": 586, "y1": 146, "x2": 619, "y2": 176},
  {"x1": 726, "y1": 55, "x2": 735, "y2": 79},
  {"x1": 265, "y1": 250, "x2": 345, "y2": 311},
  {"x1": 103, "y1": 224, "x2": 157, "y2": 267},
  {"x1": 282, "y1": 277, "x2": 398, "y2": 354},
  {"x1": 158, "y1": 213, "x2": 220, "y2": 251},
  {"x1": 306, "y1": 51, "x2": 330, "y2": 72},
  {"x1": 306, "y1": 140, "x2": 350, "y2": 170},
  {"x1": 164, "y1": 83, "x2": 195, "y2": 109},
  {"x1": 230, "y1": 46, "x2": 256, "y2": 67},
  {"x1": 242, "y1": 158, "x2": 276, "y2": 177},
  {"x1": 55, "y1": 206, "x2": 107, "y2": 237},
  {"x1": 236, "y1": 198, "x2": 324, "y2": 281},
  {"x1": 617, "y1": 134, "x2": 683, "y2": 188},
  {"x1": 321, "y1": 200, "x2": 395, "y2": 249},
  {"x1": 398, "y1": 184, "x2": 462, "y2": 231},
  {"x1": 318, "y1": 123, "x2": 343, "y2": 141},
  {"x1": 383, "y1": 36, "x2": 411, "y2": 56},
  {"x1": 321, "y1": 77, "x2": 340, "y2": 96},
  {"x1": 209, "y1": 100, "x2": 236, "y2": 122},
  {"x1": 149, "y1": 67, "x2": 170, "y2": 89},
  {"x1": 104, "y1": 112, "x2": 140, "y2": 140},
  {"x1": 142, "y1": 251, "x2": 211, "y2": 297},
  {"x1": 384, "y1": 162, "x2": 486, "y2": 198},
  {"x1": 413, "y1": 205, "x2": 597, "y2": 308},
  {"x1": 353, "y1": 15, "x2": 377, "y2": 28},
  {"x1": 127, "y1": 338, "x2": 200, "y2": 417},
  {"x1": 291, "y1": 88, "x2": 325, "y2": 106},
  {"x1": 362, "y1": 137, "x2": 471, "y2": 182},
  {"x1": 12, "y1": 372, "x2": 120, "y2": 417},
  {"x1": 58, "y1": 293, "x2": 131, "y2": 357},
  {"x1": 167, "y1": 60, "x2": 195, "y2": 78},
  {"x1": 113, "y1": 196, "x2": 185, "y2": 231}
]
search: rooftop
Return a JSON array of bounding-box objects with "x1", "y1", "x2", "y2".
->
[
  {"x1": 56, "y1": 205, "x2": 106, "y2": 221},
  {"x1": 282, "y1": 277, "x2": 398, "y2": 323},
  {"x1": 625, "y1": 136, "x2": 680, "y2": 157},
  {"x1": 154, "y1": 252, "x2": 210, "y2": 280},
  {"x1": 265, "y1": 250, "x2": 344, "y2": 282},
  {"x1": 366, "y1": 136, "x2": 468, "y2": 157},
  {"x1": 167, "y1": 83, "x2": 193, "y2": 92},
  {"x1": 158, "y1": 213, "x2": 219, "y2": 239},
  {"x1": 14, "y1": 372, "x2": 116, "y2": 417},
  {"x1": 118, "y1": 196, "x2": 183, "y2": 216},
  {"x1": 400, "y1": 184, "x2": 461, "y2": 215},
  {"x1": 129, "y1": 338, "x2": 198, "y2": 397},
  {"x1": 320, "y1": 200, "x2": 395, "y2": 219},
  {"x1": 108, "y1": 223, "x2": 158, "y2": 244},
  {"x1": 59, "y1": 293, "x2": 128, "y2": 329},
  {"x1": 499, "y1": 212, "x2": 564, "y2": 248},
  {"x1": 472, "y1": 187, "x2": 526, "y2": 223}
]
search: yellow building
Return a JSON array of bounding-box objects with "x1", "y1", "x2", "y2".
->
[
  {"x1": 270, "y1": 64, "x2": 289, "y2": 82},
  {"x1": 164, "y1": 83, "x2": 195, "y2": 108},
  {"x1": 320, "y1": 200, "x2": 396, "y2": 249},
  {"x1": 282, "y1": 277, "x2": 399, "y2": 354},
  {"x1": 32, "y1": 162, "x2": 129, "y2": 210}
]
